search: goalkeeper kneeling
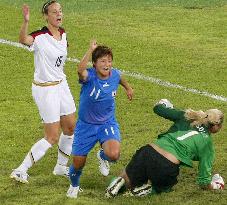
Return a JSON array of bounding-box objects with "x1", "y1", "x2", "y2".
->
[{"x1": 106, "y1": 99, "x2": 224, "y2": 198}]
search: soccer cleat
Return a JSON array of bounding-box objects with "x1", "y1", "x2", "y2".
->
[
  {"x1": 53, "y1": 164, "x2": 69, "y2": 177},
  {"x1": 66, "y1": 185, "x2": 81, "y2": 198},
  {"x1": 105, "y1": 177, "x2": 125, "y2": 198},
  {"x1": 97, "y1": 150, "x2": 110, "y2": 176},
  {"x1": 131, "y1": 184, "x2": 152, "y2": 197},
  {"x1": 10, "y1": 169, "x2": 29, "y2": 184}
]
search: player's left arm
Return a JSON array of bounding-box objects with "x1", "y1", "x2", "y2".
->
[
  {"x1": 196, "y1": 138, "x2": 223, "y2": 190},
  {"x1": 197, "y1": 155, "x2": 213, "y2": 190},
  {"x1": 198, "y1": 157, "x2": 224, "y2": 190},
  {"x1": 119, "y1": 75, "x2": 133, "y2": 101}
]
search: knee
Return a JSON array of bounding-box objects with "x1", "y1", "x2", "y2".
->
[
  {"x1": 73, "y1": 157, "x2": 86, "y2": 170},
  {"x1": 67, "y1": 124, "x2": 75, "y2": 135},
  {"x1": 106, "y1": 150, "x2": 120, "y2": 161},
  {"x1": 63, "y1": 124, "x2": 75, "y2": 136}
]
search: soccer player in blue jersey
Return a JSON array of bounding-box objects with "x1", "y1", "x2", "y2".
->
[
  {"x1": 105, "y1": 99, "x2": 224, "y2": 197},
  {"x1": 66, "y1": 40, "x2": 134, "y2": 198}
]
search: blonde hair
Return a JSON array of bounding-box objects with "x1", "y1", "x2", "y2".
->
[{"x1": 184, "y1": 108, "x2": 224, "y2": 127}]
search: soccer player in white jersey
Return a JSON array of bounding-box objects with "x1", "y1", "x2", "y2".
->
[{"x1": 10, "y1": 1, "x2": 76, "y2": 183}]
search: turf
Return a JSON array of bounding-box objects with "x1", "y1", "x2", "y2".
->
[{"x1": 0, "y1": 1, "x2": 227, "y2": 204}]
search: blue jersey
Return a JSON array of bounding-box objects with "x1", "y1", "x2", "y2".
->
[{"x1": 78, "y1": 68, "x2": 121, "y2": 124}]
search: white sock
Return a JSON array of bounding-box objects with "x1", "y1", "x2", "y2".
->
[
  {"x1": 56, "y1": 133, "x2": 74, "y2": 166},
  {"x1": 17, "y1": 138, "x2": 52, "y2": 172}
]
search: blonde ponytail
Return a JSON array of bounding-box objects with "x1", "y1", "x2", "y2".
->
[{"x1": 184, "y1": 108, "x2": 223, "y2": 127}]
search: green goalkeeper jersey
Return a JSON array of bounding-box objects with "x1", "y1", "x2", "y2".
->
[{"x1": 153, "y1": 104, "x2": 214, "y2": 186}]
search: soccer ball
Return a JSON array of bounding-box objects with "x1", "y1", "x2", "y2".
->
[{"x1": 211, "y1": 174, "x2": 224, "y2": 190}]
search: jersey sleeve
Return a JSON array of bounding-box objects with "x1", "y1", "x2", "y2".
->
[
  {"x1": 196, "y1": 135, "x2": 214, "y2": 185},
  {"x1": 29, "y1": 28, "x2": 44, "y2": 52},
  {"x1": 153, "y1": 104, "x2": 185, "y2": 122},
  {"x1": 113, "y1": 68, "x2": 121, "y2": 84},
  {"x1": 115, "y1": 69, "x2": 121, "y2": 75},
  {"x1": 79, "y1": 68, "x2": 93, "y2": 84}
]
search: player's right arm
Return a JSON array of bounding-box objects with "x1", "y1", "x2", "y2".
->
[
  {"x1": 78, "y1": 40, "x2": 97, "y2": 81},
  {"x1": 19, "y1": 4, "x2": 34, "y2": 46},
  {"x1": 153, "y1": 99, "x2": 185, "y2": 121}
]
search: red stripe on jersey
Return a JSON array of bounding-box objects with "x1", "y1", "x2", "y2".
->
[
  {"x1": 30, "y1": 31, "x2": 50, "y2": 38},
  {"x1": 59, "y1": 27, "x2": 65, "y2": 35},
  {"x1": 30, "y1": 27, "x2": 50, "y2": 39},
  {"x1": 30, "y1": 26, "x2": 66, "y2": 39}
]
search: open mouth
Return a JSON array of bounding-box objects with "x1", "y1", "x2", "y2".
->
[
  {"x1": 57, "y1": 18, "x2": 62, "y2": 23},
  {"x1": 104, "y1": 67, "x2": 110, "y2": 71}
]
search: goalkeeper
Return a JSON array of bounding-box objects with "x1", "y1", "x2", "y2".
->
[{"x1": 106, "y1": 99, "x2": 224, "y2": 197}]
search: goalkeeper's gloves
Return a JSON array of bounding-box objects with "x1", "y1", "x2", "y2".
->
[
  {"x1": 211, "y1": 174, "x2": 224, "y2": 190},
  {"x1": 156, "y1": 99, "x2": 173, "y2": 109}
]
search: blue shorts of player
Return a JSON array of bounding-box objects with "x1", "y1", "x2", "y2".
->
[{"x1": 72, "y1": 119, "x2": 121, "y2": 156}]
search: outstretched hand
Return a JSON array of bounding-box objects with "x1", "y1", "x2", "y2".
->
[{"x1": 22, "y1": 4, "x2": 30, "y2": 22}]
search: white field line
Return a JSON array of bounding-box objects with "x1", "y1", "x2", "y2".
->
[
  {"x1": 0, "y1": 38, "x2": 32, "y2": 51},
  {"x1": 1, "y1": 38, "x2": 227, "y2": 102}
]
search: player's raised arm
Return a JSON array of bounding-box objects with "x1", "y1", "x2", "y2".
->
[
  {"x1": 153, "y1": 99, "x2": 185, "y2": 122},
  {"x1": 120, "y1": 76, "x2": 133, "y2": 101},
  {"x1": 19, "y1": 4, "x2": 34, "y2": 46},
  {"x1": 78, "y1": 40, "x2": 97, "y2": 81}
]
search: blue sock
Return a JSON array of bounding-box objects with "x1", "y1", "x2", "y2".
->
[
  {"x1": 69, "y1": 164, "x2": 82, "y2": 187},
  {"x1": 100, "y1": 149, "x2": 115, "y2": 162}
]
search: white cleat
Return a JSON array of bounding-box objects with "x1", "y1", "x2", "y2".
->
[
  {"x1": 97, "y1": 150, "x2": 110, "y2": 176},
  {"x1": 105, "y1": 177, "x2": 125, "y2": 198},
  {"x1": 53, "y1": 164, "x2": 69, "y2": 177},
  {"x1": 66, "y1": 185, "x2": 81, "y2": 198},
  {"x1": 10, "y1": 169, "x2": 29, "y2": 184}
]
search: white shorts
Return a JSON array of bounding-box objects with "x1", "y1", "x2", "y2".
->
[{"x1": 32, "y1": 80, "x2": 76, "y2": 123}]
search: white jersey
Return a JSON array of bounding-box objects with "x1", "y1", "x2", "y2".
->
[{"x1": 30, "y1": 26, "x2": 67, "y2": 83}]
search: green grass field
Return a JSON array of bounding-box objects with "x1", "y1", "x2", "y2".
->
[{"x1": 1, "y1": 0, "x2": 227, "y2": 204}]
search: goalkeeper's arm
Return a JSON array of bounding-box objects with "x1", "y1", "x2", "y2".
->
[{"x1": 153, "y1": 99, "x2": 185, "y2": 122}]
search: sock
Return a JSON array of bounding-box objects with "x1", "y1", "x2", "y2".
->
[
  {"x1": 99, "y1": 149, "x2": 116, "y2": 162},
  {"x1": 69, "y1": 164, "x2": 82, "y2": 187},
  {"x1": 17, "y1": 138, "x2": 52, "y2": 172},
  {"x1": 56, "y1": 133, "x2": 73, "y2": 166}
]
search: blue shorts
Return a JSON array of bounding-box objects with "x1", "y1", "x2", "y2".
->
[{"x1": 72, "y1": 119, "x2": 121, "y2": 156}]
